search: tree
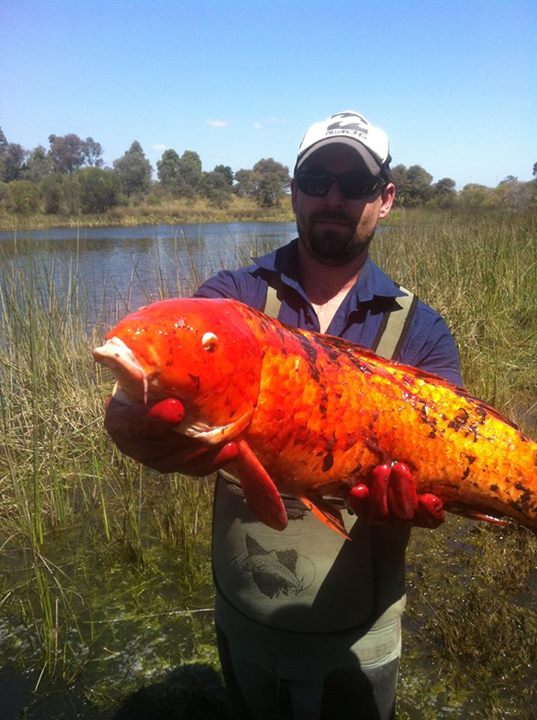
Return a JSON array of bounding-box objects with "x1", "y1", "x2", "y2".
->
[
  {"x1": 0, "y1": 143, "x2": 26, "y2": 182},
  {"x1": 390, "y1": 164, "x2": 409, "y2": 205},
  {"x1": 40, "y1": 173, "x2": 81, "y2": 215},
  {"x1": 213, "y1": 164, "x2": 234, "y2": 185},
  {"x1": 253, "y1": 158, "x2": 289, "y2": 183},
  {"x1": 49, "y1": 133, "x2": 96, "y2": 173},
  {"x1": 201, "y1": 171, "x2": 233, "y2": 207},
  {"x1": 84, "y1": 137, "x2": 103, "y2": 167},
  {"x1": 0, "y1": 127, "x2": 8, "y2": 156},
  {"x1": 176, "y1": 150, "x2": 203, "y2": 198},
  {"x1": 22, "y1": 145, "x2": 54, "y2": 181},
  {"x1": 77, "y1": 167, "x2": 120, "y2": 213},
  {"x1": 7, "y1": 180, "x2": 41, "y2": 214},
  {"x1": 255, "y1": 173, "x2": 284, "y2": 208},
  {"x1": 233, "y1": 158, "x2": 290, "y2": 207},
  {"x1": 494, "y1": 176, "x2": 534, "y2": 211},
  {"x1": 156, "y1": 149, "x2": 202, "y2": 198},
  {"x1": 390, "y1": 164, "x2": 436, "y2": 206},
  {"x1": 157, "y1": 149, "x2": 181, "y2": 192},
  {"x1": 234, "y1": 168, "x2": 257, "y2": 197},
  {"x1": 433, "y1": 177, "x2": 457, "y2": 209},
  {"x1": 405, "y1": 165, "x2": 434, "y2": 205},
  {"x1": 113, "y1": 141, "x2": 152, "y2": 197},
  {"x1": 459, "y1": 183, "x2": 493, "y2": 210}
]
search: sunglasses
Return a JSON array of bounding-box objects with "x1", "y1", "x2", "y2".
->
[{"x1": 295, "y1": 169, "x2": 384, "y2": 200}]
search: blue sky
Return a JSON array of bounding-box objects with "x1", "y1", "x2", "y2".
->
[{"x1": 1, "y1": 0, "x2": 535, "y2": 188}]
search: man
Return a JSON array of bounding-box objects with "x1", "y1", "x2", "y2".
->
[{"x1": 104, "y1": 111, "x2": 462, "y2": 719}]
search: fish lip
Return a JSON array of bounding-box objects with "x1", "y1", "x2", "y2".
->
[{"x1": 93, "y1": 336, "x2": 149, "y2": 399}]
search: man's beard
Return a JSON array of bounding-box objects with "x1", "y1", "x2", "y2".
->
[{"x1": 301, "y1": 211, "x2": 373, "y2": 266}]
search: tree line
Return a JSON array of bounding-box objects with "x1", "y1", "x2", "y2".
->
[{"x1": 0, "y1": 128, "x2": 535, "y2": 217}]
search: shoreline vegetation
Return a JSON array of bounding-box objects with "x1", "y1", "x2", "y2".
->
[
  {"x1": 1, "y1": 191, "x2": 536, "y2": 235},
  {"x1": 0, "y1": 195, "x2": 296, "y2": 232},
  {"x1": 0, "y1": 211, "x2": 536, "y2": 718}
]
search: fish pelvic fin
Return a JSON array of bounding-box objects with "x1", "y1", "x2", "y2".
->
[
  {"x1": 299, "y1": 496, "x2": 350, "y2": 540},
  {"x1": 235, "y1": 438, "x2": 288, "y2": 532}
]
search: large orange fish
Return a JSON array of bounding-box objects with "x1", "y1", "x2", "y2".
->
[{"x1": 93, "y1": 297, "x2": 537, "y2": 535}]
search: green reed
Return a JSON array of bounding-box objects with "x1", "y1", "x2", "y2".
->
[{"x1": 373, "y1": 212, "x2": 537, "y2": 431}]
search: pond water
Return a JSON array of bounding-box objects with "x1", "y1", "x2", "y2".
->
[{"x1": 0, "y1": 222, "x2": 297, "y2": 326}]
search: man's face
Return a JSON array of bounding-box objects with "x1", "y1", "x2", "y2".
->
[{"x1": 291, "y1": 145, "x2": 394, "y2": 266}]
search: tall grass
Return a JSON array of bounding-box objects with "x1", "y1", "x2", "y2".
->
[
  {"x1": 373, "y1": 212, "x2": 537, "y2": 430},
  {"x1": 0, "y1": 211, "x2": 535, "y2": 716},
  {"x1": 0, "y1": 259, "x2": 214, "y2": 686}
]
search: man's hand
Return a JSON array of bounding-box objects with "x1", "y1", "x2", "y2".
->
[
  {"x1": 103, "y1": 396, "x2": 239, "y2": 475},
  {"x1": 346, "y1": 462, "x2": 445, "y2": 528}
]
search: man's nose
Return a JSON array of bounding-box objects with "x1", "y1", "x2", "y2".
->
[{"x1": 323, "y1": 179, "x2": 346, "y2": 205}]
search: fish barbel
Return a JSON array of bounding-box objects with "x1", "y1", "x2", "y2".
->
[{"x1": 93, "y1": 297, "x2": 537, "y2": 535}]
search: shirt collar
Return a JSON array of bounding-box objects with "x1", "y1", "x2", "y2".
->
[{"x1": 254, "y1": 238, "x2": 405, "y2": 305}]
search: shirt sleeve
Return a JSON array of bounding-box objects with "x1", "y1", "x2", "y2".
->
[
  {"x1": 194, "y1": 270, "x2": 243, "y2": 300},
  {"x1": 194, "y1": 268, "x2": 268, "y2": 309}
]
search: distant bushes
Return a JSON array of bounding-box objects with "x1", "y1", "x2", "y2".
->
[{"x1": 0, "y1": 126, "x2": 535, "y2": 219}]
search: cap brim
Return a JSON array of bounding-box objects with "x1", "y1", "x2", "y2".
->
[{"x1": 295, "y1": 137, "x2": 383, "y2": 176}]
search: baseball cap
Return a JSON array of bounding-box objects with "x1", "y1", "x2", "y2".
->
[{"x1": 295, "y1": 111, "x2": 391, "y2": 178}]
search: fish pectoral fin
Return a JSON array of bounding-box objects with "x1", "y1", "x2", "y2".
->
[
  {"x1": 299, "y1": 496, "x2": 350, "y2": 540},
  {"x1": 234, "y1": 438, "x2": 288, "y2": 532}
]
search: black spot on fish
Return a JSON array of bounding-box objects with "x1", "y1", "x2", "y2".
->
[
  {"x1": 449, "y1": 408, "x2": 469, "y2": 432},
  {"x1": 490, "y1": 484, "x2": 499, "y2": 493},
  {"x1": 417, "y1": 401, "x2": 438, "y2": 436},
  {"x1": 295, "y1": 334, "x2": 320, "y2": 382},
  {"x1": 466, "y1": 455, "x2": 477, "y2": 464},
  {"x1": 322, "y1": 452, "x2": 334, "y2": 472}
]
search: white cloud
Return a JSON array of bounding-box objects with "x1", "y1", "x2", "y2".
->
[
  {"x1": 152, "y1": 144, "x2": 168, "y2": 151},
  {"x1": 206, "y1": 119, "x2": 228, "y2": 128},
  {"x1": 253, "y1": 117, "x2": 284, "y2": 130}
]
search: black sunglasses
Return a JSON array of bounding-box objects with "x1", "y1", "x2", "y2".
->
[{"x1": 295, "y1": 169, "x2": 384, "y2": 200}]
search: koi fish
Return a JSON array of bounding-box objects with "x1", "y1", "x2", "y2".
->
[{"x1": 93, "y1": 297, "x2": 537, "y2": 535}]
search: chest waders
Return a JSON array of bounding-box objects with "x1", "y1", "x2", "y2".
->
[{"x1": 213, "y1": 282, "x2": 417, "y2": 720}]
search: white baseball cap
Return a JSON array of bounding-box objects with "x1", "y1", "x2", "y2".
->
[{"x1": 295, "y1": 111, "x2": 391, "y2": 177}]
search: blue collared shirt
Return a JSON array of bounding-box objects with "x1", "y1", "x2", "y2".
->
[{"x1": 195, "y1": 238, "x2": 462, "y2": 386}]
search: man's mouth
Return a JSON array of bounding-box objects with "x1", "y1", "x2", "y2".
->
[{"x1": 312, "y1": 213, "x2": 351, "y2": 226}]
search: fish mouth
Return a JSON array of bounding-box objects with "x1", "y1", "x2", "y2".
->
[
  {"x1": 93, "y1": 336, "x2": 150, "y2": 402},
  {"x1": 184, "y1": 410, "x2": 255, "y2": 445}
]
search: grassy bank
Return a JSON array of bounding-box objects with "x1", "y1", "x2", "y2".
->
[
  {"x1": 0, "y1": 195, "x2": 296, "y2": 231},
  {"x1": 0, "y1": 194, "x2": 449, "y2": 232},
  {"x1": 0, "y1": 211, "x2": 536, "y2": 718}
]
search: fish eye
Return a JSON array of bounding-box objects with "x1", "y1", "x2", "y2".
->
[{"x1": 201, "y1": 332, "x2": 218, "y2": 352}]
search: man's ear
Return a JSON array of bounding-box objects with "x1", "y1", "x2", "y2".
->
[{"x1": 379, "y1": 182, "x2": 396, "y2": 219}]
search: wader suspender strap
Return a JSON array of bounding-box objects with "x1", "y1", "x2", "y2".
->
[
  {"x1": 264, "y1": 283, "x2": 282, "y2": 319},
  {"x1": 263, "y1": 282, "x2": 417, "y2": 361},
  {"x1": 373, "y1": 286, "x2": 418, "y2": 360}
]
